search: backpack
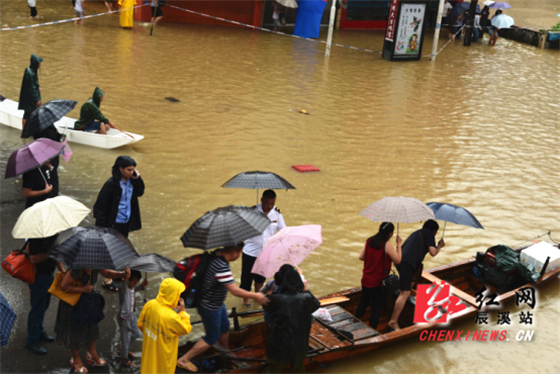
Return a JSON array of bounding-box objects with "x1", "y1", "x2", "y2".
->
[{"x1": 173, "y1": 251, "x2": 215, "y2": 308}]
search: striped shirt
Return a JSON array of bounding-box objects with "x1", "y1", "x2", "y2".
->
[{"x1": 199, "y1": 257, "x2": 235, "y2": 311}]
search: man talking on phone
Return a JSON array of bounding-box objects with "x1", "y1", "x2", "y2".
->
[{"x1": 93, "y1": 156, "x2": 145, "y2": 292}]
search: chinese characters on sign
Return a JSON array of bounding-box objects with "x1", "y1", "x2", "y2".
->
[
  {"x1": 385, "y1": 0, "x2": 400, "y2": 42},
  {"x1": 393, "y1": 3, "x2": 426, "y2": 56},
  {"x1": 474, "y1": 286, "x2": 536, "y2": 325}
]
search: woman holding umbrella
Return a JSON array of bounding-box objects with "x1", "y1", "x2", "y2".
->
[
  {"x1": 356, "y1": 222, "x2": 402, "y2": 330},
  {"x1": 54, "y1": 267, "x2": 131, "y2": 373}
]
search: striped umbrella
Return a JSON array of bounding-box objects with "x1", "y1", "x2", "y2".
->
[
  {"x1": 0, "y1": 291, "x2": 16, "y2": 347},
  {"x1": 181, "y1": 205, "x2": 271, "y2": 250},
  {"x1": 426, "y1": 202, "x2": 484, "y2": 239},
  {"x1": 221, "y1": 171, "x2": 296, "y2": 204},
  {"x1": 359, "y1": 197, "x2": 435, "y2": 234},
  {"x1": 50, "y1": 226, "x2": 140, "y2": 270}
]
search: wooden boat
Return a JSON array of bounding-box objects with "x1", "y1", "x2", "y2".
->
[
  {"x1": 0, "y1": 98, "x2": 144, "y2": 149},
  {"x1": 178, "y1": 242, "x2": 560, "y2": 373}
]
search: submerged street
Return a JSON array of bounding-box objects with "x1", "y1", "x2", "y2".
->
[{"x1": 1, "y1": 0, "x2": 559, "y2": 372}]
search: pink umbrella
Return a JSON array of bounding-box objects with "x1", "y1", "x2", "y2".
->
[{"x1": 251, "y1": 225, "x2": 322, "y2": 279}]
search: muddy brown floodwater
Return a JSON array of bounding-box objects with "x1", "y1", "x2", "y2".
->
[{"x1": 1, "y1": 0, "x2": 559, "y2": 372}]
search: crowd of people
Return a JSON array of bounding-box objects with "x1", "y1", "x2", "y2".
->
[
  {"x1": 25, "y1": 0, "x2": 164, "y2": 29},
  {"x1": 444, "y1": 0, "x2": 507, "y2": 46}
]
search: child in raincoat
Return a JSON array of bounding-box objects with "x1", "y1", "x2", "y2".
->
[{"x1": 138, "y1": 278, "x2": 192, "y2": 374}]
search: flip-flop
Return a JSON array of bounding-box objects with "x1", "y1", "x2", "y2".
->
[
  {"x1": 102, "y1": 281, "x2": 119, "y2": 292},
  {"x1": 177, "y1": 362, "x2": 198, "y2": 372}
]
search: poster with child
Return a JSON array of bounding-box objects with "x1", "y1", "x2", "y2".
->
[{"x1": 393, "y1": 3, "x2": 426, "y2": 57}]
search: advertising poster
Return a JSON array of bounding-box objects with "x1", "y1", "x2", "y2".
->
[{"x1": 393, "y1": 3, "x2": 426, "y2": 57}]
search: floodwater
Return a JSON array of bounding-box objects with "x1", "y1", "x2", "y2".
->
[{"x1": 1, "y1": 0, "x2": 559, "y2": 372}]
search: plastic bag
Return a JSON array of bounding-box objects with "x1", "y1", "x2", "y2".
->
[{"x1": 312, "y1": 308, "x2": 333, "y2": 323}]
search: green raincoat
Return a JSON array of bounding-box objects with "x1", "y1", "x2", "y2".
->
[
  {"x1": 18, "y1": 54, "x2": 43, "y2": 114},
  {"x1": 74, "y1": 87, "x2": 110, "y2": 129}
]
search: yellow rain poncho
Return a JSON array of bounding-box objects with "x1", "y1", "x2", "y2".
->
[
  {"x1": 118, "y1": 0, "x2": 136, "y2": 28},
  {"x1": 138, "y1": 278, "x2": 192, "y2": 374}
]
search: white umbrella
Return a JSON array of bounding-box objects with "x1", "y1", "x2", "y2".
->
[
  {"x1": 276, "y1": 0, "x2": 298, "y2": 8},
  {"x1": 482, "y1": 1, "x2": 495, "y2": 6},
  {"x1": 491, "y1": 14, "x2": 514, "y2": 29},
  {"x1": 12, "y1": 196, "x2": 90, "y2": 239},
  {"x1": 359, "y1": 196, "x2": 435, "y2": 234}
]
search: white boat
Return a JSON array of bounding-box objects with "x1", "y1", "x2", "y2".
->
[{"x1": 0, "y1": 99, "x2": 144, "y2": 149}]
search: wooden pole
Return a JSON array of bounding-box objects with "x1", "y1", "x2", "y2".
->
[
  {"x1": 430, "y1": 0, "x2": 446, "y2": 61},
  {"x1": 149, "y1": 4, "x2": 157, "y2": 36}
]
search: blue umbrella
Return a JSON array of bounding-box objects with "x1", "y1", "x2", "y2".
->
[
  {"x1": 449, "y1": 2, "x2": 481, "y2": 20},
  {"x1": 0, "y1": 291, "x2": 16, "y2": 347},
  {"x1": 489, "y1": 2, "x2": 511, "y2": 9},
  {"x1": 426, "y1": 202, "x2": 484, "y2": 240}
]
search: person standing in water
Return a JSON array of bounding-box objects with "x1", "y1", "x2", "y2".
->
[{"x1": 18, "y1": 54, "x2": 42, "y2": 132}]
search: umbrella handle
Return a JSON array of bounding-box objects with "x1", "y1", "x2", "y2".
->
[
  {"x1": 144, "y1": 272, "x2": 148, "y2": 303},
  {"x1": 441, "y1": 222, "x2": 446, "y2": 241},
  {"x1": 38, "y1": 168, "x2": 48, "y2": 185}
]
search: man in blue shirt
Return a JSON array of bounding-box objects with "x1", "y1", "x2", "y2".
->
[{"x1": 93, "y1": 156, "x2": 145, "y2": 291}]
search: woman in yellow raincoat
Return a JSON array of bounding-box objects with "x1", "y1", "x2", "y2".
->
[
  {"x1": 118, "y1": 0, "x2": 136, "y2": 29},
  {"x1": 138, "y1": 278, "x2": 192, "y2": 374}
]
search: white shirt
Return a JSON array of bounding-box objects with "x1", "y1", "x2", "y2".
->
[
  {"x1": 75, "y1": 0, "x2": 83, "y2": 12},
  {"x1": 443, "y1": 2, "x2": 452, "y2": 16},
  {"x1": 243, "y1": 204, "x2": 286, "y2": 257}
]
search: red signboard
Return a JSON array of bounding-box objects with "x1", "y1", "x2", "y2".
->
[{"x1": 385, "y1": 0, "x2": 399, "y2": 41}]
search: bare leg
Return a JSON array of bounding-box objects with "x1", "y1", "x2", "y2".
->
[
  {"x1": 254, "y1": 282, "x2": 264, "y2": 294},
  {"x1": 388, "y1": 290, "x2": 410, "y2": 330},
  {"x1": 71, "y1": 349, "x2": 86, "y2": 372},
  {"x1": 154, "y1": 16, "x2": 163, "y2": 24},
  {"x1": 22, "y1": 118, "x2": 27, "y2": 130},
  {"x1": 87, "y1": 340, "x2": 100, "y2": 361},
  {"x1": 218, "y1": 332, "x2": 229, "y2": 350},
  {"x1": 177, "y1": 338, "x2": 211, "y2": 366},
  {"x1": 104, "y1": 1, "x2": 113, "y2": 12},
  {"x1": 96, "y1": 123, "x2": 108, "y2": 135}
]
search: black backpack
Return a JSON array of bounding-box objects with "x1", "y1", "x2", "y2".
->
[{"x1": 173, "y1": 251, "x2": 215, "y2": 308}]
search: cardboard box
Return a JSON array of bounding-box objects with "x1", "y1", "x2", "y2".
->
[{"x1": 520, "y1": 242, "x2": 560, "y2": 273}]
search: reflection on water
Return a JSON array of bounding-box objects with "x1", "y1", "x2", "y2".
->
[{"x1": 0, "y1": 0, "x2": 559, "y2": 372}]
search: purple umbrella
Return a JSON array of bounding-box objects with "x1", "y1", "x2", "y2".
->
[
  {"x1": 489, "y1": 2, "x2": 511, "y2": 9},
  {"x1": 5, "y1": 138, "x2": 65, "y2": 179}
]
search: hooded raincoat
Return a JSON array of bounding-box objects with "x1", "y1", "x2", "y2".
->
[
  {"x1": 263, "y1": 269, "x2": 320, "y2": 365},
  {"x1": 18, "y1": 54, "x2": 42, "y2": 114},
  {"x1": 138, "y1": 278, "x2": 192, "y2": 374},
  {"x1": 118, "y1": 0, "x2": 136, "y2": 27},
  {"x1": 93, "y1": 156, "x2": 145, "y2": 231},
  {"x1": 74, "y1": 87, "x2": 110, "y2": 129}
]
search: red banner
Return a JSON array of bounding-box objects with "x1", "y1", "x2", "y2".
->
[{"x1": 385, "y1": 0, "x2": 399, "y2": 41}]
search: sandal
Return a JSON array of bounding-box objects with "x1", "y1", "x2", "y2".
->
[
  {"x1": 120, "y1": 358, "x2": 136, "y2": 368},
  {"x1": 85, "y1": 353, "x2": 107, "y2": 367},
  {"x1": 177, "y1": 361, "x2": 198, "y2": 372},
  {"x1": 70, "y1": 358, "x2": 88, "y2": 373},
  {"x1": 117, "y1": 350, "x2": 137, "y2": 358},
  {"x1": 102, "y1": 281, "x2": 118, "y2": 292}
]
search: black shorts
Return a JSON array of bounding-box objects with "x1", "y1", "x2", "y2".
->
[
  {"x1": 240, "y1": 253, "x2": 266, "y2": 291},
  {"x1": 151, "y1": 6, "x2": 163, "y2": 17},
  {"x1": 396, "y1": 262, "x2": 417, "y2": 292}
]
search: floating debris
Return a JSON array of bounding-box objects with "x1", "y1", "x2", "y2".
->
[
  {"x1": 299, "y1": 109, "x2": 309, "y2": 115},
  {"x1": 165, "y1": 97, "x2": 180, "y2": 103}
]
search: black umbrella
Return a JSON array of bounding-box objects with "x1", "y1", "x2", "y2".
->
[
  {"x1": 21, "y1": 99, "x2": 77, "y2": 138},
  {"x1": 221, "y1": 171, "x2": 296, "y2": 204},
  {"x1": 449, "y1": 2, "x2": 480, "y2": 20},
  {"x1": 50, "y1": 225, "x2": 139, "y2": 270},
  {"x1": 127, "y1": 253, "x2": 176, "y2": 273},
  {"x1": 181, "y1": 205, "x2": 271, "y2": 250}
]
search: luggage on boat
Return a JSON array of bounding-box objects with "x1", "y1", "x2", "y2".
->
[
  {"x1": 173, "y1": 251, "x2": 216, "y2": 308},
  {"x1": 475, "y1": 245, "x2": 540, "y2": 292}
]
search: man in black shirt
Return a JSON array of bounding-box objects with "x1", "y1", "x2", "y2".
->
[
  {"x1": 26, "y1": 235, "x2": 64, "y2": 355},
  {"x1": 388, "y1": 220, "x2": 445, "y2": 330},
  {"x1": 22, "y1": 162, "x2": 56, "y2": 209}
]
